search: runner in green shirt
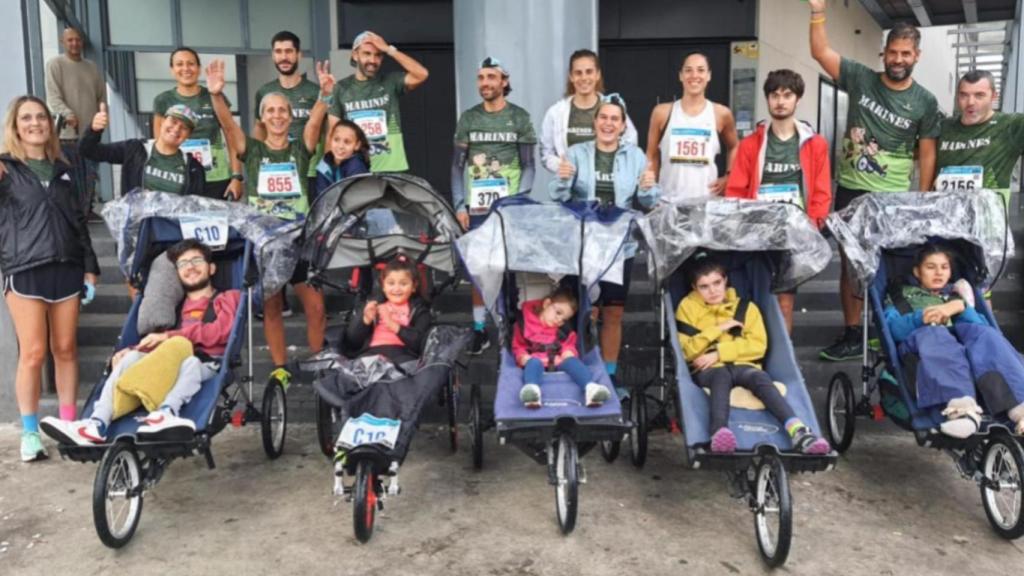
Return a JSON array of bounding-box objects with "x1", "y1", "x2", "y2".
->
[
  {"x1": 253, "y1": 31, "x2": 325, "y2": 182},
  {"x1": 451, "y1": 56, "x2": 537, "y2": 355},
  {"x1": 153, "y1": 47, "x2": 243, "y2": 201},
  {"x1": 210, "y1": 56, "x2": 333, "y2": 394},
  {"x1": 809, "y1": 0, "x2": 941, "y2": 362},
  {"x1": 327, "y1": 30, "x2": 429, "y2": 173},
  {"x1": 142, "y1": 148, "x2": 187, "y2": 194},
  {"x1": 936, "y1": 70, "x2": 1024, "y2": 207}
]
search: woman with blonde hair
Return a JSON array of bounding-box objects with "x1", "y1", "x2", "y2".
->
[{"x1": 0, "y1": 95, "x2": 99, "y2": 461}]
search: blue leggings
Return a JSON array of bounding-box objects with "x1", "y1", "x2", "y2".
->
[{"x1": 523, "y1": 357, "x2": 593, "y2": 390}]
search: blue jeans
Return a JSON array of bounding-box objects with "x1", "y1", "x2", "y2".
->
[{"x1": 523, "y1": 356, "x2": 593, "y2": 390}]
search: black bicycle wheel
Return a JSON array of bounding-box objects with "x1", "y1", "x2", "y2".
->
[
  {"x1": 980, "y1": 434, "x2": 1024, "y2": 539},
  {"x1": 261, "y1": 380, "x2": 287, "y2": 459},
  {"x1": 470, "y1": 382, "x2": 484, "y2": 470},
  {"x1": 93, "y1": 442, "x2": 144, "y2": 549},
  {"x1": 447, "y1": 370, "x2": 460, "y2": 453},
  {"x1": 314, "y1": 391, "x2": 335, "y2": 459},
  {"x1": 629, "y1": 389, "x2": 648, "y2": 468},
  {"x1": 826, "y1": 372, "x2": 856, "y2": 453},
  {"x1": 352, "y1": 460, "x2": 377, "y2": 543},
  {"x1": 554, "y1": 434, "x2": 579, "y2": 534},
  {"x1": 753, "y1": 455, "x2": 792, "y2": 567}
]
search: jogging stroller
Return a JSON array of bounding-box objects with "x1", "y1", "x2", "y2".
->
[
  {"x1": 635, "y1": 198, "x2": 838, "y2": 566},
  {"x1": 302, "y1": 173, "x2": 469, "y2": 542},
  {"x1": 51, "y1": 192, "x2": 301, "y2": 548},
  {"x1": 457, "y1": 198, "x2": 633, "y2": 534},
  {"x1": 825, "y1": 189, "x2": 1024, "y2": 539}
]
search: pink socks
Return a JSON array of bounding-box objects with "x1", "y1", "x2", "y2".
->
[{"x1": 59, "y1": 404, "x2": 77, "y2": 421}]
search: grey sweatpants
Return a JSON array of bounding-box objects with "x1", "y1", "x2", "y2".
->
[{"x1": 91, "y1": 350, "x2": 217, "y2": 426}]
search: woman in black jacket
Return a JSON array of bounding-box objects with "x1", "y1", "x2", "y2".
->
[
  {"x1": 0, "y1": 95, "x2": 99, "y2": 462},
  {"x1": 79, "y1": 102, "x2": 206, "y2": 196}
]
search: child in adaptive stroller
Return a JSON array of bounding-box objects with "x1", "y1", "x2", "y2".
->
[
  {"x1": 41, "y1": 239, "x2": 240, "y2": 445},
  {"x1": 676, "y1": 257, "x2": 830, "y2": 454},
  {"x1": 884, "y1": 244, "x2": 1024, "y2": 438},
  {"x1": 514, "y1": 286, "x2": 611, "y2": 409},
  {"x1": 343, "y1": 258, "x2": 431, "y2": 364}
]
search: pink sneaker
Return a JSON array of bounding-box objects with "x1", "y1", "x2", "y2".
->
[{"x1": 710, "y1": 427, "x2": 737, "y2": 453}]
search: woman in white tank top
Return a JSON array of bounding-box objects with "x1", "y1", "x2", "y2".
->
[{"x1": 658, "y1": 98, "x2": 721, "y2": 201}]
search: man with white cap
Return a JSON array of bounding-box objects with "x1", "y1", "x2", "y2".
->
[
  {"x1": 452, "y1": 57, "x2": 537, "y2": 354},
  {"x1": 327, "y1": 30, "x2": 429, "y2": 173}
]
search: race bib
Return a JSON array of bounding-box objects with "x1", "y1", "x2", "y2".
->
[
  {"x1": 257, "y1": 162, "x2": 302, "y2": 199},
  {"x1": 469, "y1": 177, "x2": 509, "y2": 216},
  {"x1": 178, "y1": 211, "x2": 229, "y2": 250},
  {"x1": 757, "y1": 183, "x2": 804, "y2": 207},
  {"x1": 350, "y1": 109, "x2": 388, "y2": 141},
  {"x1": 181, "y1": 139, "x2": 213, "y2": 170},
  {"x1": 936, "y1": 165, "x2": 984, "y2": 192},
  {"x1": 337, "y1": 414, "x2": 401, "y2": 450},
  {"x1": 669, "y1": 128, "x2": 711, "y2": 165}
]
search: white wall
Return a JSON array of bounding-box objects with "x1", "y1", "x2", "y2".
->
[
  {"x1": 756, "y1": 0, "x2": 884, "y2": 125},
  {"x1": 901, "y1": 25, "x2": 958, "y2": 114}
]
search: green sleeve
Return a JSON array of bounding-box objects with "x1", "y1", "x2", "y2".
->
[
  {"x1": 454, "y1": 113, "x2": 469, "y2": 145},
  {"x1": 517, "y1": 109, "x2": 538, "y2": 144},
  {"x1": 837, "y1": 58, "x2": 868, "y2": 92},
  {"x1": 253, "y1": 86, "x2": 265, "y2": 121},
  {"x1": 328, "y1": 84, "x2": 345, "y2": 118},
  {"x1": 918, "y1": 97, "x2": 942, "y2": 139},
  {"x1": 387, "y1": 70, "x2": 408, "y2": 97},
  {"x1": 1009, "y1": 113, "x2": 1024, "y2": 154},
  {"x1": 153, "y1": 92, "x2": 169, "y2": 115}
]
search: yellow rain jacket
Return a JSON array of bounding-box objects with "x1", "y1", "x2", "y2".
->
[{"x1": 675, "y1": 287, "x2": 768, "y2": 369}]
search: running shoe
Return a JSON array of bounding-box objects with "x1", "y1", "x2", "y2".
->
[
  {"x1": 585, "y1": 383, "x2": 611, "y2": 407},
  {"x1": 818, "y1": 326, "x2": 863, "y2": 362},
  {"x1": 710, "y1": 427, "x2": 737, "y2": 453},
  {"x1": 791, "y1": 428, "x2": 831, "y2": 455},
  {"x1": 20, "y1": 431, "x2": 49, "y2": 462},
  {"x1": 269, "y1": 366, "x2": 293, "y2": 392},
  {"x1": 136, "y1": 410, "x2": 195, "y2": 440},
  {"x1": 468, "y1": 330, "x2": 491, "y2": 355},
  {"x1": 519, "y1": 383, "x2": 542, "y2": 408}
]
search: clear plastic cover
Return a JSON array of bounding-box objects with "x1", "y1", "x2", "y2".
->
[
  {"x1": 455, "y1": 202, "x2": 640, "y2": 312},
  {"x1": 826, "y1": 189, "x2": 1013, "y2": 289},
  {"x1": 638, "y1": 198, "x2": 832, "y2": 291},
  {"x1": 101, "y1": 190, "x2": 302, "y2": 296}
]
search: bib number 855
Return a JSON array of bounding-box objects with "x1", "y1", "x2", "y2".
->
[{"x1": 266, "y1": 175, "x2": 293, "y2": 193}]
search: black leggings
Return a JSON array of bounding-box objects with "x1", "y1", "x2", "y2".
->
[{"x1": 695, "y1": 365, "x2": 796, "y2": 433}]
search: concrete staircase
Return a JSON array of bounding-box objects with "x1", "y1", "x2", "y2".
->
[{"x1": 58, "y1": 196, "x2": 1024, "y2": 423}]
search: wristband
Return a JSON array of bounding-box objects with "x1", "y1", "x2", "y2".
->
[
  {"x1": 231, "y1": 173, "x2": 244, "y2": 182},
  {"x1": 319, "y1": 93, "x2": 334, "y2": 104},
  {"x1": 810, "y1": 16, "x2": 826, "y2": 24}
]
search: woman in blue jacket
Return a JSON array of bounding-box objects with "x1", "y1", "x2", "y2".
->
[{"x1": 549, "y1": 94, "x2": 658, "y2": 387}]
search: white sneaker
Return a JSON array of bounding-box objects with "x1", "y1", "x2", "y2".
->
[
  {"x1": 40, "y1": 416, "x2": 106, "y2": 446},
  {"x1": 585, "y1": 383, "x2": 610, "y2": 407},
  {"x1": 136, "y1": 410, "x2": 195, "y2": 439},
  {"x1": 520, "y1": 383, "x2": 542, "y2": 409},
  {"x1": 940, "y1": 396, "x2": 982, "y2": 439}
]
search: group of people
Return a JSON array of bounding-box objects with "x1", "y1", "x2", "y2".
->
[{"x1": 2, "y1": 0, "x2": 1023, "y2": 461}]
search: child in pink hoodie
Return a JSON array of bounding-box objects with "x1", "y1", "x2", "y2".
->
[{"x1": 513, "y1": 286, "x2": 611, "y2": 408}]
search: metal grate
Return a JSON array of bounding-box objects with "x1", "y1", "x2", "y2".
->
[{"x1": 948, "y1": 21, "x2": 1013, "y2": 109}]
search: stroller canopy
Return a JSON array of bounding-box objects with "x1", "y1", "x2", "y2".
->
[
  {"x1": 638, "y1": 198, "x2": 831, "y2": 291},
  {"x1": 826, "y1": 189, "x2": 1013, "y2": 289},
  {"x1": 456, "y1": 198, "x2": 640, "y2": 311},
  {"x1": 102, "y1": 191, "x2": 301, "y2": 296},
  {"x1": 303, "y1": 173, "x2": 461, "y2": 275}
]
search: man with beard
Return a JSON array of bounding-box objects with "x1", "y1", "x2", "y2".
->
[
  {"x1": 936, "y1": 70, "x2": 1024, "y2": 208},
  {"x1": 809, "y1": 0, "x2": 941, "y2": 361},
  {"x1": 451, "y1": 57, "x2": 537, "y2": 354},
  {"x1": 41, "y1": 239, "x2": 241, "y2": 444},
  {"x1": 725, "y1": 69, "x2": 831, "y2": 332},
  {"x1": 254, "y1": 31, "x2": 325, "y2": 190},
  {"x1": 328, "y1": 30, "x2": 429, "y2": 173}
]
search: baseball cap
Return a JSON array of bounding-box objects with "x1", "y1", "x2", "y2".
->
[
  {"x1": 479, "y1": 56, "x2": 509, "y2": 77},
  {"x1": 164, "y1": 104, "x2": 198, "y2": 130}
]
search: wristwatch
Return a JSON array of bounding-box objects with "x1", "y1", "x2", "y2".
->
[{"x1": 231, "y1": 173, "x2": 244, "y2": 182}]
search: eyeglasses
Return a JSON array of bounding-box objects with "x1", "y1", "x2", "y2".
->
[{"x1": 175, "y1": 257, "x2": 207, "y2": 270}]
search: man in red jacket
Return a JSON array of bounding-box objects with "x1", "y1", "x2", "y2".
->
[{"x1": 726, "y1": 69, "x2": 831, "y2": 332}]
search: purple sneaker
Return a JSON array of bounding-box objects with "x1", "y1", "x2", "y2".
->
[
  {"x1": 710, "y1": 427, "x2": 737, "y2": 453},
  {"x1": 793, "y1": 428, "x2": 831, "y2": 455}
]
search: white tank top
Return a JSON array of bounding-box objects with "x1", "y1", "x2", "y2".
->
[{"x1": 658, "y1": 99, "x2": 721, "y2": 201}]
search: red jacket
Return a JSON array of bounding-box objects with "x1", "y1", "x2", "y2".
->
[
  {"x1": 725, "y1": 120, "x2": 831, "y2": 229},
  {"x1": 166, "y1": 290, "x2": 241, "y2": 357},
  {"x1": 512, "y1": 299, "x2": 579, "y2": 368}
]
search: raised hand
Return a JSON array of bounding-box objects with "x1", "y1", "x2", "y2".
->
[
  {"x1": 362, "y1": 300, "x2": 379, "y2": 326},
  {"x1": 91, "y1": 102, "x2": 108, "y2": 132},
  {"x1": 365, "y1": 32, "x2": 390, "y2": 53},
  {"x1": 205, "y1": 59, "x2": 226, "y2": 95},
  {"x1": 809, "y1": 0, "x2": 826, "y2": 13},
  {"x1": 315, "y1": 60, "x2": 336, "y2": 96}
]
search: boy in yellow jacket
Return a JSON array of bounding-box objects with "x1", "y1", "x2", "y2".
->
[{"x1": 676, "y1": 256, "x2": 829, "y2": 454}]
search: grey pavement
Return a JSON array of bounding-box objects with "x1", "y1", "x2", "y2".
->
[{"x1": 1, "y1": 423, "x2": 1023, "y2": 575}]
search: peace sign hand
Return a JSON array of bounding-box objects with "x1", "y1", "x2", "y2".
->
[{"x1": 316, "y1": 60, "x2": 336, "y2": 96}]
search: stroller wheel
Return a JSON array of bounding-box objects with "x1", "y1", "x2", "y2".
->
[
  {"x1": 554, "y1": 434, "x2": 579, "y2": 534},
  {"x1": 447, "y1": 371, "x2": 460, "y2": 453},
  {"x1": 600, "y1": 440, "x2": 620, "y2": 463},
  {"x1": 826, "y1": 372, "x2": 856, "y2": 453},
  {"x1": 753, "y1": 455, "x2": 792, "y2": 567},
  {"x1": 261, "y1": 380, "x2": 287, "y2": 459},
  {"x1": 314, "y1": 391, "x2": 335, "y2": 459},
  {"x1": 980, "y1": 434, "x2": 1024, "y2": 539},
  {"x1": 629, "y1": 389, "x2": 648, "y2": 468},
  {"x1": 93, "y1": 442, "x2": 144, "y2": 549},
  {"x1": 353, "y1": 460, "x2": 378, "y2": 543},
  {"x1": 470, "y1": 382, "x2": 484, "y2": 470}
]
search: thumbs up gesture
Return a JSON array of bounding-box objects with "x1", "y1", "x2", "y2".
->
[
  {"x1": 91, "y1": 102, "x2": 108, "y2": 132},
  {"x1": 640, "y1": 161, "x2": 656, "y2": 190},
  {"x1": 557, "y1": 154, "x2": 576, "y2": 181}
]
